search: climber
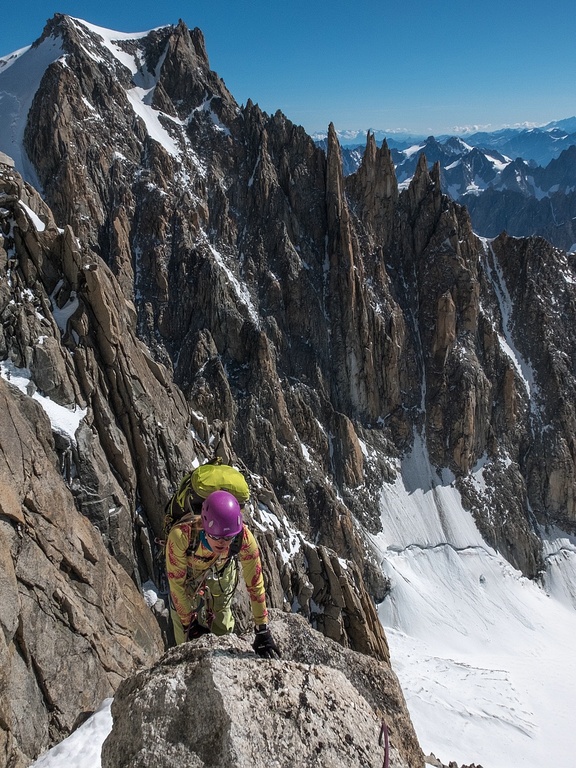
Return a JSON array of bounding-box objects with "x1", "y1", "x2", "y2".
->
[{"x1": 165, "y1": 488, "x2": 281, "y2": 659}]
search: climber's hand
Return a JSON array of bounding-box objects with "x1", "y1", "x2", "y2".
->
[
  {"x1": 186, "y1": 619, "x2": 210, "y2": 640},
  {"x1": 253, "y1": 625, "x2": 281, "y2": 659}
]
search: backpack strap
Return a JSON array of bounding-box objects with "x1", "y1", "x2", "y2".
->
[
  {"x1": 214, "y1": 529, "x2": 244, "y2": 575},
  {"x1": 179, "y1": 513, "x2": 202, "y2": 556},
  {"x1": 229, "y1": 530, "x2": 243, "y2": 558}
]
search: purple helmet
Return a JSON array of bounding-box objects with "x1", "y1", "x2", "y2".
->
[{"x1": 201, "y1": 490, "x2": 243, "y2": 537}]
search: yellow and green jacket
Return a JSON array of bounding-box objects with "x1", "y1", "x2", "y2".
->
[{"x1": 166, "y1": 518, "x2": 268, "y2": 628}]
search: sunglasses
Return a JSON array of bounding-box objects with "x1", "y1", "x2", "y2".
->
[{"x1": 206, "y1": 532, "x2": 236, "y2": 541}]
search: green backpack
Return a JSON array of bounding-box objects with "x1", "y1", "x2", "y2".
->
[{"x1": 163, "y1": 459, "x2": 250, "y2": 539}]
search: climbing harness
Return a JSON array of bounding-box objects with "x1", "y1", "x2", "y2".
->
[
  {"x1": 378, "y1": 719, "x2": 390, "y2": 768},
  {"x1": 186, "y1": 554, "x2": 240, "y2": 629}
]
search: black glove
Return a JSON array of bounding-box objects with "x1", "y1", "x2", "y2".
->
[
  {"x1": 185, "y1": 619, "x2": 210, "y2": 640},
  {"x1": 252, "y1": 625, "x2": 281, "y2": 659}
]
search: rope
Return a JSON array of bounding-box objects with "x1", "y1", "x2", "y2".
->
[
  {"x1": 189, "y1": 557, "x2": 239, "y2": 629},
  {"x1": 378, "y1": 719, "x2": 389, "y2": 768}
]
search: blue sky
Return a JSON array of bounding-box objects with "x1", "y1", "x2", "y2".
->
[{"x1": 1, "y1": 1, "x2": 575, "y2": 136}]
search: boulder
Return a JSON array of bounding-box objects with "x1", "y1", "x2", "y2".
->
[{"x1": 102, "y1": 612, "x2": 424, "y2": 768}]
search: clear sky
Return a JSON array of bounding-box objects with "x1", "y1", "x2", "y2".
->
[{"x1": 1, "y1": 1, "x2": 575, "y2": 137}]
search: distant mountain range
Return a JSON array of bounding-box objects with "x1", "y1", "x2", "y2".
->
[
  {"x1": 315, "y1": 119, "x2": 576, "y2": 251},
  {"x1": 313, "y1": 118, "x2": 576, "y2": 166}
]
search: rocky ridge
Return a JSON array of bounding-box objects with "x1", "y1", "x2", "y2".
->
[
  {"x1": 0, "y1": 158, "x2": 393, "y2": 764},
  {"x1": 101, "y1": 611, "x2": 423, "y2": 768},
  {"x1": 338, "y1": 135, "x2": 576, "y2": 251},
  {"x1": 11, "y1": 17, "x2": 575, "y2": 575}
]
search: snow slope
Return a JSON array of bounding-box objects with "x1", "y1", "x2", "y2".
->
[
  {"x1": 373, "y1": 436, "x2": 576, "y2": 767},
  {"x1": 0, "y1": 35, "x2": 63, "y2": 187}
]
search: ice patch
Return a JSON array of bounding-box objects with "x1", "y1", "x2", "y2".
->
[{"x1": 0, "y1": 359, "x2": 86, "y2": 443}]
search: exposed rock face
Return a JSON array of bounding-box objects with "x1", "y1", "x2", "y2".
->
[
  {"x1": 101, "y1": 612, "x2": 424, "y2": 768},
  {"x1": 0, "y1": 159, "x2": 393, "y2": 760},
  {"x1": 0, "y1": 164, "x2": 171, "y2": 765},
  {"x1": 0, "y1": 372, "x2": 164, "y2": 766},
  {"x1": 7, "y1": 13, "x2": 576, "y2": 575},
  {"x1": 490, "y1": 234, "x2": 576, "y2": 528},
  {"x1": 0, "y1": 162, "x2": 198, "y2": 574}
]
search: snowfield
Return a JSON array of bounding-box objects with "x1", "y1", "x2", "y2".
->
[{"x1": 373, "y1": 436, "x2": 576, "y2": 768}]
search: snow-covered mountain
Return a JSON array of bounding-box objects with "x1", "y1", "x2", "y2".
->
[
  {"x1": 311, "y1": 127, "x2": 428, "y2": 148},
  {"x1": 2, "y1": 15, "x2": 576, "y2": 768},
  {"x1": 328, "y1": 132, "x2": 576, "y2": 250},
  {"x1": 316, "y1": 118, "x2": 576, "y2": 164},
  {"x1": 464, "y1": 119, "x2": 576, "y2": 167}
]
